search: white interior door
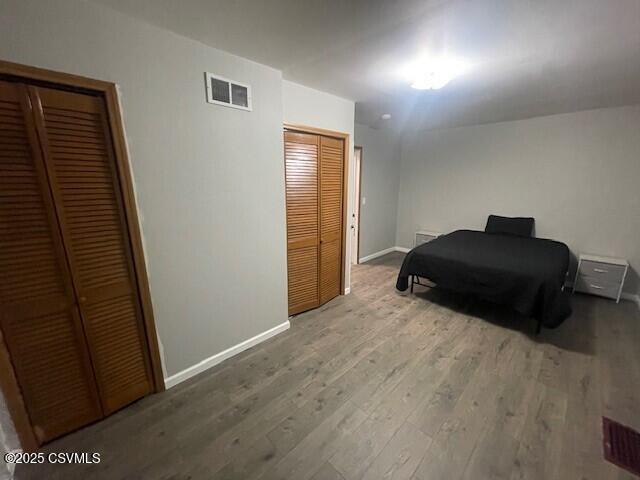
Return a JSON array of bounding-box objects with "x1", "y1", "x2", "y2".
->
[{"x1": 351, "y1": 147, "x2": 362, "y2": 264}]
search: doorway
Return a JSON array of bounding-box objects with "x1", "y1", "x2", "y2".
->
[{"x1": 351, "y1": 146, "x2": 362, "y2": 264}]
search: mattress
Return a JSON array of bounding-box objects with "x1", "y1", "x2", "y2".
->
[{"x1": 396, "y1": 229, "x2": 572, "y2": 328}]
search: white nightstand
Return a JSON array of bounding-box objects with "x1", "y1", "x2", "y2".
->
[
  {"x1": 572, "y1": 254, "x2": 628, "y2": 303},
  {"x1": 415, "y1": 230, "x2": 441, "y2": 247}
]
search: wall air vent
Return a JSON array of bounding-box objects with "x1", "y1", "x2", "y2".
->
[{"x1": 204, "y1": 72, "x2": 252, "y2": 111}]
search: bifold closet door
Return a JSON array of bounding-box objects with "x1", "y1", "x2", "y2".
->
[
  {"x1": 0, "y1": 80, "x2": 102, "y2": 443},
  {"x1": 284, "y1": 131, "x2": 320, "y2": 315},
  {"x1": 284, "y1": 130, "x2": 345, "y2": 315},
  {"x1": 319, "y1": 136, "x2": 344, "y2": 304},
  {"x1": 28, "y1": 86, "x2": 154, "y2": 414}
]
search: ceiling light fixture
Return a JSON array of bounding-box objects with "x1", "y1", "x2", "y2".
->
[
  {"x1": 381, "y1": 113, "x2": 392, "y2": 120},
  {"x1": 404, "y1": 56, "x2": 470, "y2": 90}
]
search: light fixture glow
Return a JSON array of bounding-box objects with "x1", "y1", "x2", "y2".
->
[
  {"x1": 404, "y1": 56, "x2": 470, "y2": 90},
  {"x1": 381, "y1": 113, "x2": 392, "y2": 120}
]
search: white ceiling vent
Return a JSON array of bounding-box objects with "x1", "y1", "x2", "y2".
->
[{"x1": 204, "y1": 72, "x2": 252, "y2": 111}]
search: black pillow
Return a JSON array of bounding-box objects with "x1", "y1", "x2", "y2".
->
[{"x1": 485, "y1": 215, "x2": 534, "y2": 237}]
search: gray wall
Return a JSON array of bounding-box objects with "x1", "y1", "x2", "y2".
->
[
  {"x1": 397, "y1": 105, "x2": 640, "y2": 295},
  {"x1": 354, "y1": 124, "x2": 401, "y2": 259},
  {"x1": 1, "y1": 0, "x2": 289, "y2": 378}
]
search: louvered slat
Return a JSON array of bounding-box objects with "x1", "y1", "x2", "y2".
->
[
  {"x1": 32, "y1": 86, "x2": 153, "y2": 414},
  {"x1": 284, "y1": 131, "x2": 320, "y2": 315},
  {"x1": 0, "y1": 80, "x2": 102, "y2": 444},
  {"x1": 319, "y1": 136, "x2": 344, "y2": 304},
  {"x1": 287, "y1": 247, "x2": 319, "y2": 313}
]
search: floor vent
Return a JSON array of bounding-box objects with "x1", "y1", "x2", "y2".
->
[{"x1": 603, "y1": 417, "x2": 640, "y2": 476}]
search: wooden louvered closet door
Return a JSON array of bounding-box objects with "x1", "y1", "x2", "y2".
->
[
  {"x1": 0, "y1": 80, "x2": 102, "y2": 443},
  {"x1": 319, "y1": 136, "x2": 344, "y2": 304},
  {"x1": 28, "y1": 86, "x2": 153, "y2": 414},
  {"x1": 284, "y1": 129, "x2": 345, "y2": 315},
  {"x1": 284, "y1": 131, "x2": 320, "y2": 315}
]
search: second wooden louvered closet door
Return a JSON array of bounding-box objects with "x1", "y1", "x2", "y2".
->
[
  {"x1": 285, "y1": 131, "x2": 320, "y2": 315},
  {"x1": 29, "y1": 86, "x2": 153, "y2": 414},
  {"x1": 319, "y1": 136, "x2": 344, "y2": 304},
  {"x1": 284, "y1": 129, "x2": 345, "y2": 315}
]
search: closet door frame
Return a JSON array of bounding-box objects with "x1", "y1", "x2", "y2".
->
[
  {"x1": 283, "y1": 123, "x2": 349, "y2": 298},
  {"x1": 0, "y1": 60, "x2": 165, "y2": 451}
]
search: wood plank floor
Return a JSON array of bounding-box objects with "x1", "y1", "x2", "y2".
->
[{"x1": 16, "y1": 252, "x2": 640, "y2": 480}]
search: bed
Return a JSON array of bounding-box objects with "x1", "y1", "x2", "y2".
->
[{"x1": 396, "y1": 216, "x2": 572, "y2": 331}]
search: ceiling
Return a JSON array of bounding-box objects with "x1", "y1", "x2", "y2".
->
[{"x1": 93, "y1": 0, "x2": 640, "y2": 131}]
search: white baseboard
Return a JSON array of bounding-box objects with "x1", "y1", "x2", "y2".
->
[
  {"x1": 359, "y1": 246, "x2": 412, "y2": 263},
  {"x1": 359, "y1": 247, "x2": 396, "y2": 263},
  {"x1": 3, "y1": 450, "x2": 19, "y2": 477},
  {"x1": 164, "y1": 320, "x2": 290, "y2": 389}
]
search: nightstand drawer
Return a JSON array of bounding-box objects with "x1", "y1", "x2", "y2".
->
[
  {"x1": 575, "y1": 275, "x2": 620, "y2": 300},
  {"x1": 578, "y1": 260, "x2": 626, "y2": 284}
]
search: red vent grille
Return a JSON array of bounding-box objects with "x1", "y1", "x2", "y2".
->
[{"x1": 603, "y1": 417, "x2": 640, "y2": 477}]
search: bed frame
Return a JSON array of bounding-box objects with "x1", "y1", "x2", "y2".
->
[
  {"x1": 409, "y1": 274, "x2": 430, "y2": 293},
  {"x1": 408, "y1": 274, "x2": 544, "y2": 334}
]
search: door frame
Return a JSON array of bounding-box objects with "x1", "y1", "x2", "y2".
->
[
  {"x1": 0, "y1": 60, "x2": 165, "y2": 451},
  {"x1": 353, "y1": 146, "x2": 363, "y2": 265},
  {"x1": 283, "y1": 123, "x2": 350, "y2": 297}
]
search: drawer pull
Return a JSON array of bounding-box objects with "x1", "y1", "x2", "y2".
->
[
  {"x1": 593, "y1": 268, "x2": 608, "y2": 273},
  {"x1": 589, "y1": 284, "x2": 604, "y2": 289}
]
